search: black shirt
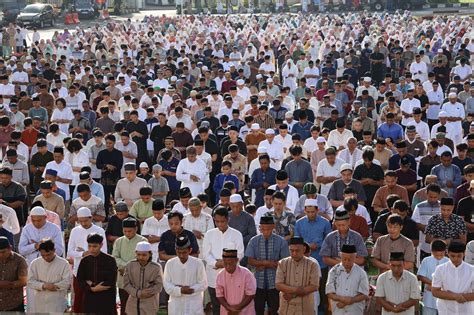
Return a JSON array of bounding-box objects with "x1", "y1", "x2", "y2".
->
[
  {"x1": 373, "y1": 212, "x2": 419, "y2": 241},
  {"x1": 96, "y1": 148, "x2": 124, "y2": 184},
  {"x1": 150, "y1": 123, "x2": 172, "y2": 153},
  {"x1": 221, "y1": 139, "x2": 247, "y2": 157},
  {"x1": 158, "y1": 228, "x2": 199, "y2": 256},
  {"x1": 453, "y1": 157, "x2": 473, "y2": 175},
  {"x1": 456, "y1": 196, "x2": 474, "y2": 241}
]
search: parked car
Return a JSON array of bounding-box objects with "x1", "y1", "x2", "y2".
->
[
  {"x1": 17, "y1": 3, "x2": 57, "y2": 29},
  {"x1": 369, "y1": 0, "x2": 427, "y2": 10},
  {"x1": 0, "y1": 1, "x2": 25, "y2": 25},
  {"x1": 76, "y1": 0, "x2": 100, "y2": 19}
]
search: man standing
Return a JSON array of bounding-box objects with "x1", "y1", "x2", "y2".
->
[
  {"x1": 275, "y1": 237, "x2": 320, "y2": 314},
  {"x1": 27, "y1": 238, "x2": 71, "y2": 313},
  {"x1": 375, "y1": 252, "x2": 421, "y2": 314},
  {"x1": 77, "y1": 233, "x2": 118, "y2": 314},
  {"x1": 216, "y1": 248, "x2": 257, "y2": 314},
  {"x1": 0, "y1": 166, "x2": 27, "y2": 226},
  {"x1": 176, "y1": 146, "x2": 208, "y2": 197},
  {"x1": 246, "y1": 215, "x2": 290, "y2": 314},
  {"x1": 203, "y1": 206, "x2": 244, "y2": 315},
  {"x1": 432, "y1": 240, "x2": 474, "y2": 313},
  {"x1": 326, "y1": 244, "x2": 369, "y2": 315},
  {"x1": 112, "y1": 217, "x2": 147, "y2": 315},
  {"x1": 67, "y1": 207, "x2": 107, "y2": 313},
  {"x1": 142, "y1": 199, "x2": 169, "y2": 262},
  {"x1": 0, "y1": 236, "x2": 27, "y2": 312},
  {"x1": 183, "y1": 197, "x2": 214, "y2": 259},
  {"x1": 124, "y1": 241, "x2": 164, "y2": 315},
  {"x1": 42, "y1": 147, "x2": 73, "y2": 203},
  {"x1": 115, "y1": 162, "x2": 147, "y2": 208},
  {"x1": 228, "y1": 194, "x2": 257, "y2": 248},
  {"x1": 164, "y1": 235, "x2": 208, "y2": 314}
]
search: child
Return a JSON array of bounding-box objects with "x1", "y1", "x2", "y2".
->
[
  {"x1": 148, "y1": 164, "x2": 169, "y2": 204},
  {"x1": 138, "y1": 162, "x2": 152, "y2": 181},
  {"x1": 130, "y1": 186, "x2": 154, "y2": 225},
  {"x1": 417, "y1": 240, "x2": 449, "y2": 315},
  {"x1": 213, "y1": 161, "x2": 239, "y2": 203},
  {"x1": 197, "y1": 193, "x2": 213, "y2": 216}
]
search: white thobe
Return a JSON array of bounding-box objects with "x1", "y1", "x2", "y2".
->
[
  {"x1": 258, "y1": 139, "x2": 284, "y2": 168},
  {"x1": 42, "y1": 160, "x2": 73, "y2": 200},
  {"x1": 176, "y1": 158, "x2": 208, "y2": 197},
  {"x1": 316, "y1": 158, "x2": 345, "y2": 196},
  {"x1": 337, "y1": 148, "x2": 363, "y2": 169},
  {"x1": 141, "y1": 216, "x2": 169, "y2": 262},
  {"x1": 327, "y1": 129, "x2": 353, "y2": 149},
  {"x1": 172, "y1": 202, "x2": 190, "y2": 215},
  {"x1": 441, "y1": 102, "x2": 465, "y2": 145},
  {"x1": 406, "y1": 120, "x2": 430, "y2": 142},
  {"x1": 203, "y1": 227, "x2": 244, "y2": 288},
  {"x1": 432, "y1": 261, "x2": 474, "y2": 314},
  {"x1": 400, "y1": 98, "x2": 421, "y2": 126},
  {"x1": 409, "y1": 61, "x2": 428, "y2": 82},
  {"x1": 163, "y1": 256, "x2": 208, "y2": 315},
  {"x1": 183, "y1": 212, "x2": 215, "y2": 259},
  {"x1": 27, "y1": 255, "x2": 71, "y2": 313}
]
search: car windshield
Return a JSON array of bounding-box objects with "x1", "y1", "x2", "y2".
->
[{"x1": 22, "y1": 5, "x2": 42, "y2": 13}]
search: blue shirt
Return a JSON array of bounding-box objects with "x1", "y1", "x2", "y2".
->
[
  {"x1": 377, "y1": 122, "x2": 404, "y2": 142},
  {"x1": 431, "y1": 163, "x2": 462, "y2": 197},
  {"x1": 294, "y1": 216, "x2": 332, "y2": 268},
  {"x1": 72, "y1": 180, "x2": 105, "y2": 201},
  {"x1": 213, "y1": 173, "x2": 240, "y2": 203},
  {"x1": 417, "y1": 255, "x2": 449, "y2": 308},
  {"x1": 0, "y1": 228, "x2": 14, "y2": 251},
  {"x1": 292, "y1": 121, "x2": 313, "y2": 141},
  {"x1": 250, "y1": 167, "x2": 277, "y2": 207},
  {"x1": 245, "y1": 233, "x2": 290, "y2": 289},
  {"x1": 159, "y1": 158, "x2": 181, "y2": 191},
  {"x1": 158, "y1": 228, "x2": 199, "y2": 256},
  {"x1": 389, "y1": 153, "x2": 417, "y2": 172}
]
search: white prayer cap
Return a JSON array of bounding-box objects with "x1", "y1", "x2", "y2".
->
[
  {"x1": 258, "y1": 91, "x2": 266, "y2": 97},
  {"x1": 256, "y1": 74, "x2": 263, "y2": 79},
  {"x1": 229, "y1": 194, "x2": 243, "y2": 203},
  {"x1": 316, "y1": 136, "x2": 326, "y2": 143},
  {"x1": 266, "y1": 78, "x2": 273, "y2": 84},
  {"x1": 251, "y1": 123, "x2": 260, "y2": 130},
  {"x1": 363, "y1": 77, "x2": 372, "y2": 83},
  {"x1": 139, "y1": 162, "x2": 149, "y2": 168},
  {"x1": 77, "y1": 207, "x2": 92, "y2": 218},
  {"x1": 438, "y1": 111, "x2": 448, "y2": 118},
  {"x1": 265, "y1": 128, "x2": 275, "y2": 135},
  {"x1": 257, "y1": 146, "x2": 268, "y2": 154},
  {"x1": 171, "y1": 76, "x2": 178, "y2": 81},
  {"x1": 30, "y1": 206, "x2": 46, "y2": 216},
  {"x1": 237, "y1": 79, "x2": 245, "y2": 85},
  {"x1": 123, "y1": 87, "x2": 132, "y2": 93},
  {"x1": 135, "y1": 241, "x2": 152, "y2": 252},
  {"x1": 437, "y1": 49, "x2": 443, "y2": 53},
  {"x1": 340, "y1": 163, "x2": 353, "y2": 173},
  {"x1": 304, "y1": 199, "x2": 318, "y2": 207},
  {"x1": 285, "y1": 111, "x2": 293, "y2": 118},
  {"x1": 448, "y1": 92, "x2": 457, "y2": 98}
]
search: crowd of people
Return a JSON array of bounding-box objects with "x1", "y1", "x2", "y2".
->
[{"x1": 0, "y1": 10, "x2": 473, "y2": 315}]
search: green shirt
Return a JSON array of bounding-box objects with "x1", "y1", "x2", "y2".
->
[
  {"x1": 130, "y1": 199, "x2": 155, "y2": 221},
  {"x1": 112, "y1": 234, "x2": 147, "y2": 288}
]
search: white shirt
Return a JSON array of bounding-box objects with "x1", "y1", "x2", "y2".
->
[
  {"x1": 304, "y1": 66, "x2": 320, "y2": 87},
  {"x1": 268, "y1": 184, "x2": 299, "y2": 212},
  {"x1": 218, "y1": 106, "x2": 234, "y2": 119},
  {"x1": 337, "y1": 148, "x2": 363, "y2": 169},
  {"x1": 259, "y1": 62, "x2": 275, "y2": 74},
  {"x1": 254, "y1": 205, "x2": 273, "y2": 231},
  {"x1": 163, "y1": 256, "x2": 208, "y2": 315},
  {"x1": 411, "y1": 202, "x2": 440, "y2": 254},
  {"x1": 51, "y1": 108, "x2": 74, "y2": 134},
  {"x1": 19, "y1": 222, "x2": 64, "y2": 265},
  {"x1": 452, "y1": 64, "x2": 472, "y2": 81},
  {"x1": 172, "y1": 202, "x2": 190, "y2": 215},
  {"x1": 115, "y1": 140, "x2": 138, "y2": 176},
  {"x1": 43, "y1": 160, "x2": 73, "y2": 200},
  {"x1": 167, "y1": 115, "x2": 193, "y2": 130},
  {"x1": 183, "y1": 212, "x2": 215, "y2": 259},
  {"x1": 327, "y1": 129, "x2": 353, "y2": 149},
  {"x1": 258, "y1": 139, "x2": 284, "y2": 166},
  {"x1": 176, "y1": 158, "x2": 208, "y2": 197},
  {"x1": 400, "y1": 98, "x2": 421, "y2": 126},
  {"x1": 430, "y1": 122, "x2": 455, "y2": 141},
  {"x1": 426, "y1": 89, "x2": 445, "y2": 120},
  {"x1": 441, "y1": 102, "x2": 465, "y2": 136},
  {"x1": 27, "y1": 255, "x2": 71, "y2": 313},
  {"x1": 65, "y1": 150, "x2": 90, "y2": 185},
  {"x1": 141, "y1": 215, "x2": 169, "y2": 262},
  {"x1": 316, "y1": 158, "x2": 345, "y2": 196},
  {"x1": 406, "y1": 120, "x2": 430, "y2": 141},
  {"x1": 12, "y1": 71, "x2": 29, "y2": 91},
  {"x1": 432, "y1": 260, "x2": 474, "y2": 314},
  {"x1": 0, "y1": 204, "x2": 20, "y2": 234},
  {"x1": 275, "y1": 134, "x2": 293, "y2": 154},
  {"x1": 67, "y1": 224, "x2": 107, "y2": 276},
  {"x1": 203, "y1": 227, "x2": 244, "y2": 288},
  {"x1": 336, "y1": 204, "x2": 371, "y2": 225},
  {"x1": 46, "y1": 132, "x2": 68, "y2": 147},
  {"x1": 303, "y1": 137, "x2": 319, "y2": 154},
  {"x1": 410, "y1": 61, "x2": 428, "y2": 82}
]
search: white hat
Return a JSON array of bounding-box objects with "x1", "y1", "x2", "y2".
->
[
  {"x1": 258, "y1": 91, "x2": 266, "y2": 97},
  {"x1": 135, "y1": 241, "x2": 152, "y2": 252},
  {"x1": 123, "y1": 87, "x2": 132, "y2": 93},
  {"x1": 438, "y1": 111, "x2": 448, "y2": 118},
  {"x1": 77, "y1": 207, "x2": 92, "y2": 218},
  {"x1": 171, "y1": 76, "x2": 178, "y2": 81},
  {"x1": 316, "y1": 136, "x2": 326, "y2": 143},
  {"x1": 230, "y1": 194, "x2": 243, "y2": 203},
  {"x1": 139, "y1": 162, "x2": 149, "y2": 168},
  {"x1": 437, "y1": 49, "x2": 443, "y2": 53},
  {"x1": 285, "y1": 111, "x2": 293, "y2": 118},
  {"x1": 30, "y1": 206, "x2": 46, "y2": 216},
  {"x1": 265, "y1": 128, "x2": 275, "y2": 135},
  {"x1": 257, "y1": 146, "x2": 268, "y2": 154},
  {"x1": 202, "y1": 66, "x2": 209, "y2": 72},
  {"x1": 251, "y1": 123, "x2": 260, "y2": 130},
  {"x1": 237, "y1": 79, "x2": 245, "y2": 85},
  {"x1": 340, "y1": 163, "x2": 353, "y2": 173},
  {"x1": 256, "y1": 74, "x2": 263, "y2": 79},
  {"x1": 304, "y1": 199, "x2": 318, "y2": 207},
  {"x1": 363, "y1": 77, "x2": 372, "y2": 83},
  {"x1": 448, "y1": 92, "x2": 457, "y2": 98},
  {"x1": 266, "y1": 78, "x2": 273, "y2": 84}
]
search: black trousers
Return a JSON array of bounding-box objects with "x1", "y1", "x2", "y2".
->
[
  {"x1": 319, "y1": 267, "x2": 329, "y2": 312},
  {"x1": 103, "y1": 184, "x2": 116, "y2": 217},
  {"x1": 208, "y1": 287, "x2": 221, "y2": 315},
  {"x1": 255, "y1": 288, "x2": 279, "y2": 315},
  {"x1": 119, "y1": 288, "x2": 129, "y2": 315}
]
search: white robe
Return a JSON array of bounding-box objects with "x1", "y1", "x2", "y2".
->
[
  {"x1": 141, "y1": 216, "x2": 169, "y2": 262},
  {"x1": 176, "y1": 158, "x2": 208, "y2": 197},
  {"x1": 27, "y1": 255, "x2": 71, "y2": 314},
  {"x1": 163, "y1": 256, "x2": 208, "y2": 315}
]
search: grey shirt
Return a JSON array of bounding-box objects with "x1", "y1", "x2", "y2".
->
[
  {"x1": 148, "y1": 176, "x2": 169, "y2": 204},
  {"x1": 319, "y1": 229, "x2": 368, "y2": 259},
  {"x1": 228, "y1": 210, "x2": 257, "y2": 247},
  {"x1": 295, "y1": 194, "x2": 333, "y2": 219},
  {"x1": 89, "y1": 143, "x2": 106, "y2": 179},
  {"x1": 285, "y1": 159, "x2": 313, "y2": 195},
  {"x1": 327, "y1": 179, "x2": 367, "y2": 204},
  {"x1": 3, "y1": 160, "x2": 29, "y2": 186}
]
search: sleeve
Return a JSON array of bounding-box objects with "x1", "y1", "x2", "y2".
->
[
  {"x1": 404, "y1": 241, "x2": 416, "y2": 263},
  {"x1": 411, "y1": 206, "x2": 421, "y2": 223},
  {"x1": 203, "y1": 231, "x2": 217, "y2": 268},
  {"x1": 327, "y1": 183, "x2": 337, "y2": 201},
  {"x1": 453, "y1": 166, "x2": 462, "y2": 188},
  {"x1": 371, "y1": 188, "x2": 384, "y2": 209},
  {"x1": 279, "y1": 239, "x2": 290, "y2": 259},
  {"x1": 175, "y1": 161, "x2": 191, "y2": 182},
  {"x1": 244, "y1": 270, "x2": 257, "y2": 295},
  {"x1": 27, "y1": 262, "x2": 45, "y2": 291},
  {"x1": 114, "y1": 183, "x2": 122, "y2": 202},
  {"x1": 112, "y1": 239, "x2": 128, "y2": 269},
  {"x1": 425, "y1": 217, "x2": 435, "y2": 236},
  {"x1": 431, "y1": 265, "x2": 444, "y2": 288},
  {"x1": 244, "y1": 238, "x2": 257, "y2": 259},
  {"x1": 215, "y1": 271, "x2": 225, "y2": 298},
  {"x1": 236, "y1": 232, "x2": 245, "y2": 261},
  {"x1": 18, "y1": 227, "x2": 37, "y2": 257},
  {"x1": 190, "y1": 260, "x2": 208, "y2": 293},
  {"x1": 294, "y1": 220, "x2": 301, "y2": 237},
  {"x1": 372, "y1": 238, "x2": 382, "y2": 260},
  {"x1": 275, "y1": 260, "x2": 285, "y2": 285},
  {"x1": 52, "y1": 226, "x2": 65, "y2": 257},
  {"x1": 163, "y1": 261, "x2": 182, "y2": 297},
  {"x1": 355, "y1": 235, "x2": 369, "y2": 257},
  {"x1": 409, "y1": 274, "x2": 422, "y2": 299},
  {"x1": 325, "y1": 266, "x2": 337, "y2": 294},
  {"x1": 189, "y1": 232, "x2": 200, "y2": 254},
  {"x1": 67, "y1": 230, "x2": 82, "y2": 259},
  {"x1": 319, "y1": 235, "x2": 332, "y2": 257},
  {"x1": 357, "y1": 269, "x2": 370, "y2": 296},
  {"x1": 54, "y1": 260, "x2": 72, "y2": 290},
  {"x1": 417, "y1": 258, "x2": 429, "y2": 277},
  {"x1": 374, "y1": 274, "x2": 386, "y2": 297}
]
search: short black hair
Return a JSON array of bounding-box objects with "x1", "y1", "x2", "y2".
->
[
  {"x1": 167, "y1": 211, "x2": 184, "y2": 221},
  {"x1": 87, "y1": 233, "x2": 104, "y2": 244},
  {"x1": 213, "y1": 206, "x2": 229, "y2": 218},
  {"x1": 386, "y1": 214, "x2": 404, "y2": 226},
  {"x1": 38, "y1": 238, "x2": 55, "y2": 252},
  {"x1": 77, "y1": 183, "x2": 91, "y2": 193},
  {"x1": 272, "y1": 191, "x2": 287, "y2": 202}
]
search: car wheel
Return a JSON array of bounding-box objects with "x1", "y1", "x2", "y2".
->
[{"x1": 40, "y1": 20, "x2": 44, "y2": 28}]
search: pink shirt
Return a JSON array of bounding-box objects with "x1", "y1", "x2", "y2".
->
[{"x1": 215, "y1": 265, "x2": 257, "y2": 315}]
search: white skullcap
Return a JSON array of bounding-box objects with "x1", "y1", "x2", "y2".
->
[
  {"x1": 316, "y1": 136, "x2": 326, "y2": 143},
  {"x1": 77, "y1": 207, "x2": 92, "y2": 218},
  {"x1": 30, "y1": 206, "x2": 46, "y2": 216},
  {"x1": 304, "y1": 199, "x2": 318, "y2": 207},
  {"x1": 256, "y1": 74, "x2": 263, "y2": 79},
  {"x1": 265, "y1": 128, "x2": 275, "y2": 135},
  {"x1": 251, "y1": 123, "x2": 260, "y2": 130},
  {"x1": 257, "y1": 146, "x2": 268, "y2": 154},
  {"x1": 363, "y1": 77, "x2": 372, "y2": 83},
  {"x1": 171, "y1": 76, "x2": 177, "y2": 81},
  {"x1": 123, "y1": 87, "x2": 132, "y2": 93},
  {"x1": 266, "y1": 78, "x2": 273, "y2": 83},
  {"x1": 438, "y1": 111, "x2": 448, "y2": 118},
  {"x1": 448, "y1": 92, "x2": 457, "y2": 98},
  {"x1": 135, "y1": 241, "x2": 152, "y2": 252},
  {"x1": 237, "y1": 79, "x2": 245, "y2": 85},
  {"x1": 229, "y1": 194, "x2": 243, "y2": 203},
  {"x1": 258, "y1": 91, "x2": 266, "y2": 96},
  {"x1": 437, "y1": 49, "x2": 443, "y2": 53},
  {"x1": 340, "y1": 163, "x2": 353, "y2": 172},
  {"x1": 139, "y1": 162, "x2": 149, "y2": 168}
]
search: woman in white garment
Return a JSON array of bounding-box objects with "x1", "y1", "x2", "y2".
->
[
  {"x1": 51, "y1": 98, "x2": 74, "y2": 135},
  {"x1": 282, "y1": 59, "x2": 299, "y2": 93}
]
